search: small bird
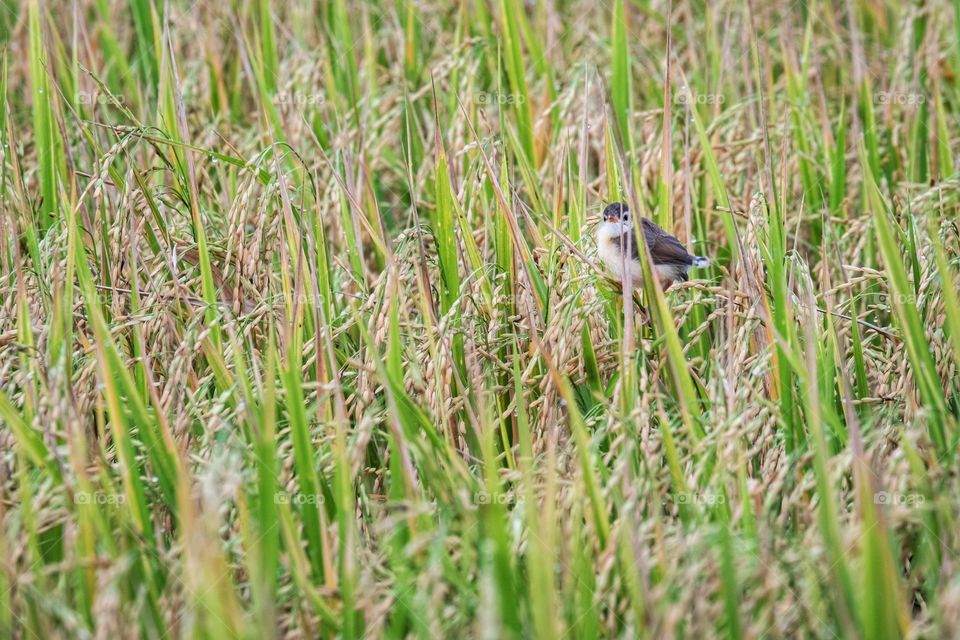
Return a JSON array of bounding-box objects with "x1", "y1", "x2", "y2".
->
[{"x1": 596, "y1": 202, "x2": 709, "y2": 289}]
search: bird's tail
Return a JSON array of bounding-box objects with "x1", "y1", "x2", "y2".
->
[{"x1": 691, "y1": 256, "x2": 710, "y2": 268}]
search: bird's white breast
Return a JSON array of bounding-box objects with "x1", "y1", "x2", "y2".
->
[{"x1": 596, "y1": 221, "x2": 643, "y2": 284}]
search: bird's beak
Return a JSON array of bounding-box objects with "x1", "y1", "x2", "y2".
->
[{"x1": 604, "y1": 214, "x2": 619, "y2": 223}]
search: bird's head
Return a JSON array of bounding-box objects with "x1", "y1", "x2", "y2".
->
[{"x1": 602, "y1": 202, "x2": 631, "y2": 225}]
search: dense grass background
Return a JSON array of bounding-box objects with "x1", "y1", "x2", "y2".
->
[{"x1": 1, "y1": 0, "x2": 959, "y2": 637}]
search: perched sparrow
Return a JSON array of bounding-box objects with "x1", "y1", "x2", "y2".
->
[{"x1": 596, "y1": 202, "x2": 709, "y2": 289}]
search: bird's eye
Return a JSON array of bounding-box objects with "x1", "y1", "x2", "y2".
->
[{"x1": 623, "y1": 213, "x2": 629, "y2": 221}]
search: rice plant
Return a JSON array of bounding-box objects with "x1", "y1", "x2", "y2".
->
[{"x1": 1, "y1": 0, "x2": 959, "y2": 637}]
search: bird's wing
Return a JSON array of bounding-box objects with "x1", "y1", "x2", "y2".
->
[
  {"x1": 640, "y1": 218, "x2": 693, "y2": 266},
  {"x1": 616, "y1": 219, "x2": 694, "y2": 265}
]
